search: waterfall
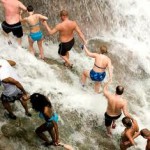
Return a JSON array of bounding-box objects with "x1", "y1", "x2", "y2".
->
[{"x1": 0, "y1": 0, "x2": 150, "y2": 149}]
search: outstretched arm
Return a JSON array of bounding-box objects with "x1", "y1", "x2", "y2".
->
[
  {"x1": 75, "y1": 22, "x2": 87, "y2": 45},
  {"x1": 18, "y1": 1, "x2": 27, "y2": 11},
  {"x1": 83, "y1": 45, "x2": 97, "y2": 58},
  {"x1": 107, "y1": 59, "x2": 113, "y2": 82},
  {"x1": 42, "y1": 21, "x2": 58, "y2": 35},
  {"x1": 103, "y1": 80, "x2": 111, "y2": 98},
  {"x1": 122, "y1": 101, "x2": 133, "y2": 119},
  {"x1": 38, "y1": 14, "x2": 48, "y2": 21}
]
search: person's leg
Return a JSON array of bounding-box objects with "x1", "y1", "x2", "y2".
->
[
  {"x1": 61, "y1": 54, "x2": 72, "y2": 67},
  {"x1": 28, "y1": 36, "x2": 35, "y2": 55},
  {"x1": 35, "y1": 123, "x2": 52, "y2": 144},
  {"x1": 17, "y1": 38, "x2": 22, "y2": 46},
  {"x1": 37, "y1": 39, "x2": 44, "y2": 59},
  {"x1": 81, "y1": 70, "x2": 90, "y2": 86},
  {"x1": 94, "y1": 82, "x2": 101, "y2": 93},
  {"x1": 20, "y1": 99, "x2": 31, "y2": 116},
  {"x1": 112, "y1": 120, "x2": 116, "y2": 129},
  {"x1": 104, "y1": 113, "x2": 113, "y2": 137},
  {"x1": 2, "y1": 101, "x2": 13, "y2": 115}
]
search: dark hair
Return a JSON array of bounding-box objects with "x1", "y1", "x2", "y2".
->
[
  {"x1": 122, "y1": 117, "x2": 132, "y2": 128},
  {"x1": 140, "y1": 128, "x2": 150, "y2": 137},
  {"x1": 30, "y1": 93, "x2": 52, "y2": 112},
  {"x1": 116, "y1": 86, "x2": 124, "y2": 95},
  {"x1": 27, "y1": 5, "x2": 34, "y2": 12}
]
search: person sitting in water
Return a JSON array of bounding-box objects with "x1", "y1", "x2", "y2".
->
[
  {"x1": 30, "y1": 93, "x2": 59, "y2": 146},
  {"x1": 140, "y1": 128, "x2": 150, "y2": 150},
  {"x1": 81, "y1": 45, "x2": 112, "y2": 93},
  {"x1": 20, "y1": 5, "x2": 48, "y2": 59},
  {"x1": 0, "y1": 59, "x2": 31, "y2": 120},
  {"x1": 103, "y1": 81, "x2": 132, "y2": 137},
  {"x1": 120, "y1": 117, "x2": 139, "y2": 150}
]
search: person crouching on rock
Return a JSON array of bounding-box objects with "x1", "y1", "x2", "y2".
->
[{"x1": 30, "y1": 93, "x2": 59, "y2": 146}]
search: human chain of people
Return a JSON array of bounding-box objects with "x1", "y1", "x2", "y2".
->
[{"x1": 0, "y1": 0, "x2": 150, "y2": 150}]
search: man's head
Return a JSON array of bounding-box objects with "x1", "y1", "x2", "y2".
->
[
  {"x1": 60, "y1": 10, "x2": 68, "y2": 20},
  {"x1": 122, "y1": 117, "x2": 132, "y2": 128},
  {"x1": 140, "y1": 128, "x2": 150, "y2": 139},
  {"x1": 100, "y1": 45, "x2": 107, "y2": 54},
  {"x1": 27, "y1": 5, "x2": 34, "y2": 12},
  {"x1": 116, "y1": 85, "x2": 124, "y2": 95}
]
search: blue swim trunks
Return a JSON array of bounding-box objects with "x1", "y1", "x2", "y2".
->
[
  {"x1": 90, "y1": 69, "x2": 106, "y2": 82},
  {"x1": 29, "y1": 31, "x2": 43, "y2": 41}
]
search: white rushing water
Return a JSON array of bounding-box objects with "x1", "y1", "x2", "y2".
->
[{"x1": 0, "y1": 0, "x2": 150, "y2": 149}]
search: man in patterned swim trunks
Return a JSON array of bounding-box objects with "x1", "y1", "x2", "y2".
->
[
  {"x1": 1, "y1": 0, "x2": 27, "y2": 45},
  {"x1": 43, "y1": 10, "x2": 87, "y2": 68}
]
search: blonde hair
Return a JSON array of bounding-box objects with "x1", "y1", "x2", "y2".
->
[
  {"x1": 60, "y1": 10, "x2": 68, "y2": 17},
  {"x1": 100, "y1": 45, "x2": 107, "y2": 54}
]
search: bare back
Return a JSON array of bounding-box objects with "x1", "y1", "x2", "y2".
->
[
  {"x1": 93, "y1": 54, "x2": 110, "y2": 72},
  {"x1": 25, "y1": 14, "x2": 41, "y2": 33},
  {"x1": 1, "y1": 0, "x2": 26, "y2": 24},
  {"x1": 106, "y1": 94, "x2": 125, "y2": 116},
  {"x1": 57, "y1": 19, "x2": 76, "y2": 42}
]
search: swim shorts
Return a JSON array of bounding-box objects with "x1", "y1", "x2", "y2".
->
[
  {"x1": 1, "y1": 93, "x2": 23, "y2": 103},
  {"x1": 29, "y1": 31, "x2": 43, "y2": 41},
  {"x1": 58, "y1": 38, "x2": 75, "y2": 56},
  {"x1": 104, "y1": 112, "x2": 122, "y2": 127},
  {"x1": 1, "y1": 21, "x2": 23, "y2": 38},
  {"x1": 90, "y1": 69, "x2": 106, "y2": 82}
]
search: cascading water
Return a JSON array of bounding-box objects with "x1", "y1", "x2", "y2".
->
[{"x1": 0, "y1": 0, "x2": 150, "y2": 150}]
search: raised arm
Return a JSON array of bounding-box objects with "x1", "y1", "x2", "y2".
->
[
  {"x1": 42, "y1": 21, "x2": 58, "y2": 35},
  {"x1": 38, "y1": 14, "x2": 48, "y2": 21},
  {"x1": 83, "y1": 45, "x2": 97, "y2": 58},
  {"x1": 18, "y1": 1, "x2": 27, "y2": 11},
  {"x1": 75, "y1": 22, "x2": 87, "y2": 45}
]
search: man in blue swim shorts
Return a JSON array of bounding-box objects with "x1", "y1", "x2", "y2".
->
[
  {"x1": 81, "y1": 45, "x2": 112, "y2": 93},
  {"x1": 42, "y1": 10, "x2": 87, "y2": 68}
]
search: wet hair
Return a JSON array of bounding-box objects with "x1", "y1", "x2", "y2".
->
[
  {"x1": 140, "y1": 128, "x2": 150, "y2": 137},
  {"x1": 30, "y1": 93, "x2": 52, "y2": 112},
  {"x1": 116, "y1": 86, "x2": 124, "y2": 95},
  {"x1": 60, "y1": 10, "x2": 68, "y2": 17},
  {"x1": 100, "y1": 45, "x2": 107, "y2": 54},
  {"x1": 122, "y1": 117, "x2": 132, "y2": 128},
  {"x1": 27, "y1": 5, "x2": 34, "y2": 12}
]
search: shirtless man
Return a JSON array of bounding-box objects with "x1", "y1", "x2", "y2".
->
[
  {"x1": 120, "y1": 117, "x2": 139, "y2": 150},
  {"x1": 20, "y1": 5, "x2": 48, "y2": 59},
  {"x1": 140, "y1": 128, "x2": 150, "y2": 150},
  {"x1": 103, "y1": 81, "x2": 132, "y2": 136},
  {"x1": 1, "y1": 0, "x2": 27, "y2": 45},
  {"x1": 43, "y1": 10, "x2": 87, "y2": 67},
  {"x1": 81, "y1": 45, "x2": 112, "y2": 93}
]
